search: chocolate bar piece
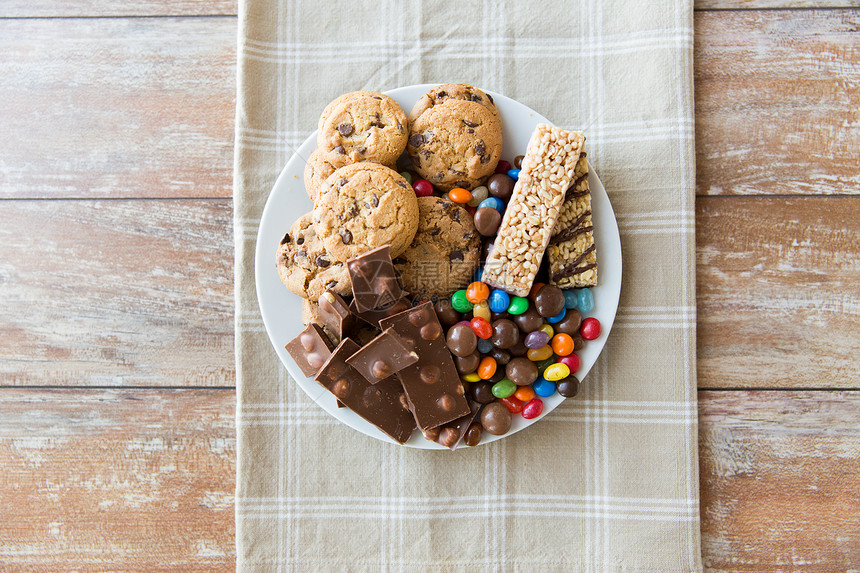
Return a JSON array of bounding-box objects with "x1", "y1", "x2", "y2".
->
[
  {"x1": 315, "y1": 338, "x2": 416, "y2": 444},
  {"x1": 547, "y1": 152, "x2": 597, "y2": 288},
  {"x1": 349, "y1": 296, "x2": 412, "y2": 329},
  {"x1": 380, "y1": 301, "x2": 470, "y2": 431},
  {"x1": 346, "y1": 244, "x2": 403, "y2": 312},
  {"x1": 284, "y1": 323, "x2": 335, "y2": 378},
  {"x1": 482, "y1": 124, "x2": 585, "y2": 296},
  {"x1": 346, "y1": 328, "x2": 419, "y2": 384},
  {"x1": 423, "y1": 399, "x2": 483, "y2": 450},
  {"x1": 318, "y1": 290, "x2": 355, "y2": 342}
]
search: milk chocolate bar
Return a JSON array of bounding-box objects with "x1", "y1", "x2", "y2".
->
[
  {"x1": 318, "y1": 290, "x2": 355, "y2": 342},
  {"x1": 346, "y1": 328, "x2": 419, "y2": 384},
  {"x1": 482, "y1": 124, "x2": 585, "y2": 296},
  {"x1": 284, "y1": 323, "x2": 335, "y2": 378},
  {"x1": 547, "y1": 152, "x2": 597, "y2": 288},
  {"x1": 315, "y1": 338, "x2": 416, "y2": 444},
  {"x1": 346, "y1": 244, "x2": 403, "y2": 312},
  {"x1": 423, "y1": 399, "x2": 483, "y2": 450},
  {"x1": 379, "y1": 301, "x2": 470, "y2": 431},
  {"x1": 349, "y1": 296, "x2": 412, "y2": 329}
]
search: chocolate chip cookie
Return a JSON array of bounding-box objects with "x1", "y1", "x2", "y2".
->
[
  {"x1": 317, "y1": 91, "x2": 408, "y2": 166},
  {"x1": 407, "y1": 83, "x2": 500, "y2": 125},
  {"x1": 406, "y1": 98, "x2": 503, "y2": 191},
  {"x1": 312, "y1": 162, "x2": 419, "y2": 262},
  {"x1": 392, "y1": 196, "x2": 481, "y2": 298},
  {"x1": 277, "y1": 212, "x2": 351, "y2": 300},
  {"x1": 303, "y1": 148, "x2": 354, "y2": 203}
]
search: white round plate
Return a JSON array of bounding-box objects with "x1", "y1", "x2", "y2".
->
[{"x1": 255, "y1": 84, "x2": 622, "y2": 449}]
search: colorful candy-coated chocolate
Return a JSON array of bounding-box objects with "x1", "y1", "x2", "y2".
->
[
  {"x1": 470, "y1": 317, "x2": 493, "y2": 339},
  {"x1": 478, "y1": 197, "x2": 505, "y2": 213},
  {"x1": 563, "y1": 289, "x2": 579, "y2": 310},
  {"x1": 526, "y1": 345, "x2": 553, "y2": 362},
  {"x1": 524, "y1": 330, "x2": 550, "y2": 349},
  {"x1": 551, "y1": 333, "x2": 575, "y2": 356},
  {"x1": 546, "y1": 307, "x2": 567, "y2": 324},
  {"x1": 580, "y1": 317, "x2": 601, "y2": 340},
  {"x1": 477, "y1": 356, "x2": 498, "y2": 380},
  {"x1": 495, "y1": 160, "x2": 512, "y2": 174},
  {"x1": 413, "y1": 179, "x2": 434, "y2": 197},
  {"x1": 472, "y1": 301, "x2": 491, "y2": 321},
  {"x1": 451, "y1": 290, "x2": 473, "y2": 313},
  {"x1": 448, "y1": 187, "x2": 472, "y2": 204},
  {"x1": 556, "y1": 375, "x2": 580, "y2": 397},
  {"x1": 538, "y1": 323, "x2": 554, "y2": 338},
  {"x1": 461, "y1": 372, "x2": 481, "y2": 383},
  {"x1": 488, "y1": 289, "x2": 510, "y2": 313},
  {"x1": 514, "y1": 386, "x2": 536, "y2": 403},
  {"x1": 466, "y1": 281, "x2": 490, "y2": 304},
  {"x1": 468, "y1": 185, "x2": 489, "y2": 207},
  {"x1": 532, "y1": 377, "x2": 556, "y2": 397},
  {"x1": 557, "y1": 353, "x2": 580, "y2": 373},
  {"x1": 491, "y1": 378, "x2": 517, "y2": 398},
  {"x1": 528, "y1": 282, "x2": 546, "y2": 301},
  {"x1": 500, "y1": 396, "x2": 524, "y2": 414},
  {"x1": 522, "y1": 397, "x2": 543, "y2": 419},
  {"x1": 535, "y1": 356, "x2": 556, "y2": 376},
  {"x1": 507, "y1": 296, "x2": 529, "y2": 315},
  {"x1": 400, "y1": 171, "x2": 414, "y2": 185},
  {"x1": 476, "y1": 337, "x2": 494, "y2": 354},
  {"x1": 507, "y1": 168, "x2": 521, "y2": 181},
  {"x1": 543, "y1": 363, "x2": 570, "y2": 381},
  {"x1": 577, "y1": 288, "x2": 595, "y2": 313}
]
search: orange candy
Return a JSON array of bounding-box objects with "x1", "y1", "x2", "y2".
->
[
  {"x1": 526, "y1": 345, "x2": 554, "y2": 362},
  {"x1": 551, "y1": 333, "x2": 575, "y2": 357},
  {"x1": 477, "y1": 356, "x2": 497, "y2": 380},
  {"x1": 514, "y1": 386, "x2": 536, "y2": 402},
  {"x1": 448, "y1": 187, "x2": 473, "y2": 204},
  {"x1": 466, "y1": 281, "x2": 490, "y2": 304}
]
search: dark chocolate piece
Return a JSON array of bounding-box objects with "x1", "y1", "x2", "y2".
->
[
  {"x1": 346, "y1": 328, "x2": 419, "y2": 384},
  {"x1": 379, "y1": 301, "x2": 471, "y2": 431},
  {"x1": 346, "y1": 244, "x2": 403, "y2": 312},
  {"x1": 284, "y1": 324, "x2": 335, "y2": 378},
  {"x1": 318, "y1": 290, "x2": 355, "y2": 342},
  {"x1": 315, "y1": 338, "x2": 416, "y2": 444}
]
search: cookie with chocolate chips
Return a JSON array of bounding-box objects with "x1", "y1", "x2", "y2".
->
[
  {"x1": 277, "y1": 212, "x2": 351, "y2": 300},
  {"x1": 317, "y1": 91, "x2": 408, "y2": 166},
  {"x1": 304, "y1": 147, "x2": 397, "y2": 203},
  {"x1": 407, "y1": 83, "x2": 500, "y2": 125},
  {"x1": 312, "y1": 162, "x2": 419, "y2": 262},
  {"x1": 406, "y1": 98, "x2": 502, "y2": 192},
  {"x1": 392, "y1": 196, "x2": 481, "y2": 298}
]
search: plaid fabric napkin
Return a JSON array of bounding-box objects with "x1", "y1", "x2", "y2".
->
[{"x1": 233, "y1": 1, "x2": 700, "y2": 571}]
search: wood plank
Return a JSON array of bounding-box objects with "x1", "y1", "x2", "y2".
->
[
  {"x1": 697, "y1": 0, "x2": 860, "y2": 9},
  {"x1": 0, "y1": 17, "x2": 235, "y2": 199},
  {"x1": 0, "y1": 200, "x2": 234, "y2": 387},
  {"x1": 0, "y1": 388, "x2": 235, "y2": 572},
  {"x1": 695, "y1": 9, "x2": 860, "y2": 195},
  {"x1": 1, "y1": 0, "x2": 236, "y2": 18},
  {"x1": 699, "y1": 390, "x2": 860, "y2": 572},
  {"x1": 697, "y1": 196, "x2": 860, "y2": 389}
]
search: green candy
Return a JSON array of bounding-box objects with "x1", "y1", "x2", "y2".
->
[
  {"x1": 491, "y1": 378, "x2": 517, "y2": 399},
  {"x1": 399, "y1": 171, "x2": 414, "y2": 185},
  {"x1": 535, "y1": 356, "x2": 557, "y2": 376},
  {"x1": 507, "y1": 296, "x2": 529, "y2": 315},
  {"x1": 451, "y1": 290, "x2": 473, "y2": 313}
]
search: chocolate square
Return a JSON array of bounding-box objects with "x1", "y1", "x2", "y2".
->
[
  {"x1": 318, "y1": 290, "x2": 355, "y2": 343},
  {"x1": 349, "y1": 296, "x2": 412, "y2": 329},
  {"x1": 346, "y1": 328, "x2": 419, "y2": 384},
  {"x1": 346, "y1": 244, "x2": 403, "y2": 312},
  {"x1": 284, "y1": 323, "x2": 335, "y2": 378}
]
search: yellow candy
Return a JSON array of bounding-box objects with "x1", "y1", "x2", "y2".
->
[
  {"x1": 527, "y1": 345, "x2": 553, "y2": 362},
  {"x1": 472, "y1": 301, "x2": 491, "y2": 321},
  {"x1": 543, "y1": 363, "x2": 571, "y2": 381},
  {"x1": 539, "y1": 323, "x2": 554, "y2": 338},
  {"x1": 461, "y1": 372, "x2": 481, "y2": 383}
]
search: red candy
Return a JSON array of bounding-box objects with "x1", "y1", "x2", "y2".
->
[
  {"x1": 580, "y1": 317, "x2": 601, "y2": 340},
  {"x1": 522, "y1": 398, "x2": 544, "y2": 419},
  {"x1": 413, "y1": 179, "x2": 434, "y2": 197},
  {"x1": 470, "y1": 317, "x2": 493, "y2": 339},
  {"x1": 495, "y1": 160, "x2": 512, "y2": 174},
  {"x1": 465, "y1": 206, "x2": 477, "y2": 217},
  {"x1": 500, "y1": 396, "x2": 523, "y2": 414},
  {"x1": 557, "y1": 353, "x2": 581, "y2": 373}
]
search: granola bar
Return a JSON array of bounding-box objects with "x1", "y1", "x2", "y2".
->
[
  {"x1": 547, "y1": 152, "x2": 597, "y2": 288},
  {"x1": 481, "y1": 124, "x2": 585, "y2": 296}
]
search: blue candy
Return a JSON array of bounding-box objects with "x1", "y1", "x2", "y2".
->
[
  {"x1": 563, "y1": 289, "x2": 578, "y2": 310},
  {"x1": 478, "y1": 197, "x2": 505, "y2": 213},
  {"x1": 507, "y1": 168, "x2": 521, "y2": 181},
  {"x1": 546, "y1": 307, "x2": 567, "y2": 324},
  {"x1": 488, "y1": 289, "x2": 510, "y2": 313},
  {"x1": 476, "y1": 337, "x2": 494, "y2": 354},
  {"x1": 533, "y1": 376, "x2": 557, "y2": 397},
  {"x1": 577, "y1": 288, "x2": 594, "y2": 313}
]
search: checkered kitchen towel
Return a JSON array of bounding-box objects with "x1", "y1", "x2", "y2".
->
[{"x1": 234, "y1": 1, "x2": 700, "y2": 571}]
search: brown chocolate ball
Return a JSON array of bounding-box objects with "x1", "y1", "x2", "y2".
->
[
  {"x1": 506, "y1": 357, "x2": 538, "y2": 386},
  {"x1": 557, "y1": 375, "x2": 580, "y2": 398},
  {"x1": 446, "y1": 324, "x2": 477, "y2": 357},
  {"x1": 490, "y1": 319, "x2": 519, "y2": 350},
  {"x1": 454, "y1": 352, "x2": 481, "y2": 374},
  {"x1": 507, "y1": 338, "x2": 528, "y2": 357},
  {"x1": 513, "y1": 307, "x2": 544, "y2": 333},
  {"x1": 481, "y1": 401, "x2": 512, "y2": 435},
  {"x1": 435, "y1": 299, "x2": 462, "y2": 328},
  {"x1": 553, "y1": 309, "x2": 583, "y2": 335},
  {"x1": 486, "y1": 368, "x2": 506, "y2": 385},
  {"x1": 474, "y1": 207, "x2": 502, "y2": 237},
  {"x1": 470, "y1": 381, "x2": 495, "y2": 404},
  {"x1": 463, "y1": 422, "x2": 483, "y2": 447},
  {"x1": 488, "y1": 347, "x2": 511, "y2": 366},
  {"x1": 533, "y1": 285, "x2": 565, "y2": 318},
  {"x1": 487, "y1": 173, "x2": 515, "y2": 201},
  {"x1": 513, "y1": 155, "x2": 524, "y2": 169}
]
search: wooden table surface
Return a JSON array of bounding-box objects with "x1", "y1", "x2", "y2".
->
[{"x1": 1, "y1": 1, "x2": 858, "y2": 571}]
